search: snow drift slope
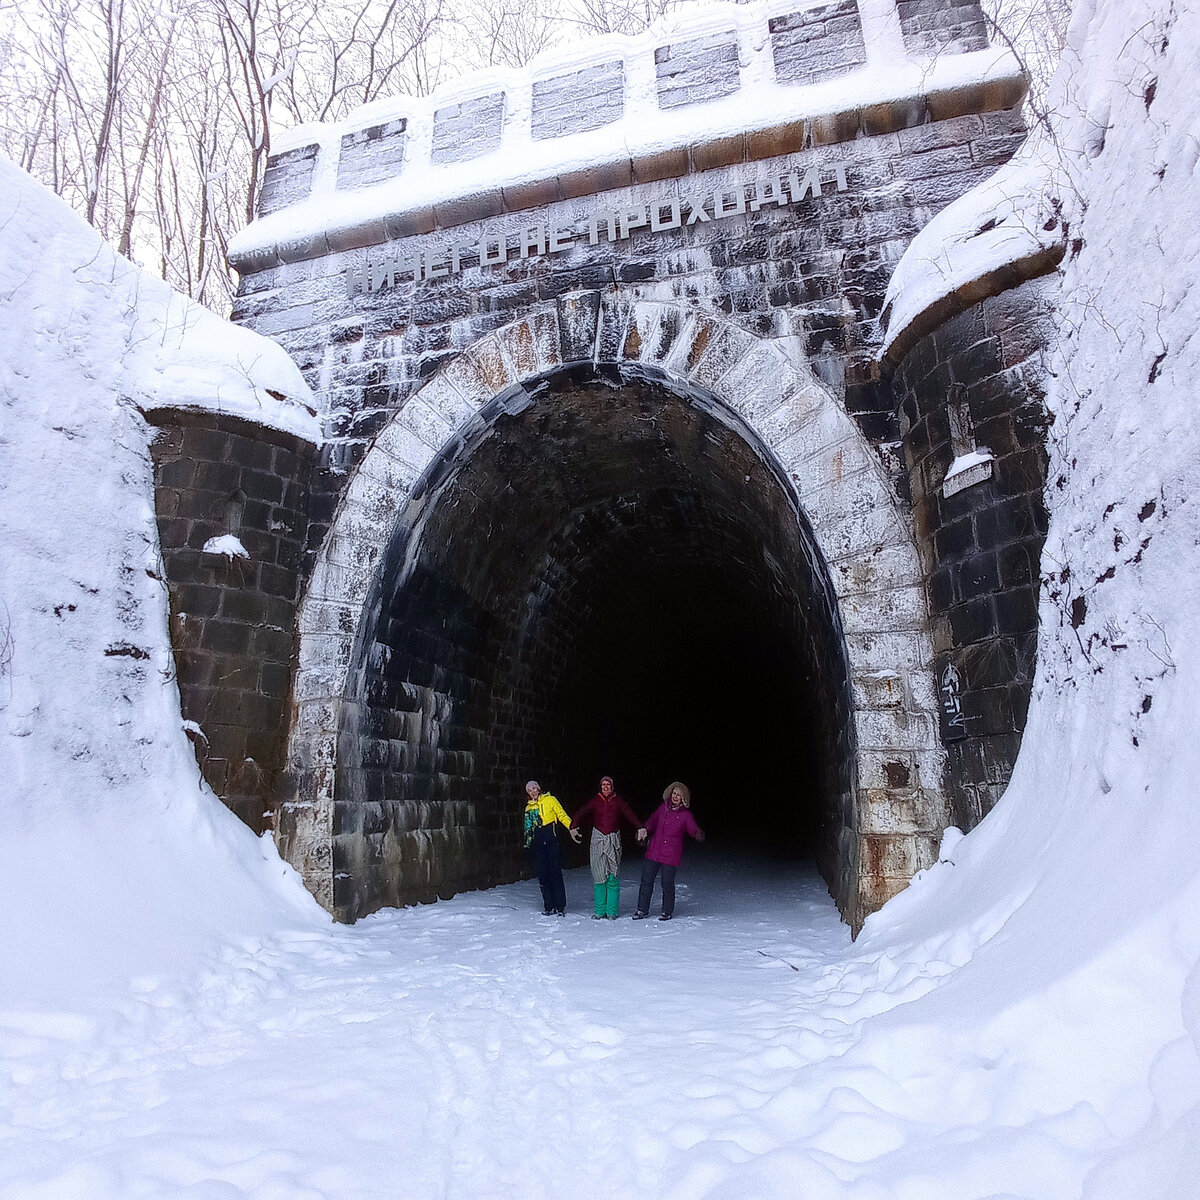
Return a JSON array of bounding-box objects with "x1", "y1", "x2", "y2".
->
[
  {"x1": 857, "y1": 0, "x2": 1200, "y2": 1189},
  {"x1": 0, "y1": 160, "x2": 323, "y2": 1005}
]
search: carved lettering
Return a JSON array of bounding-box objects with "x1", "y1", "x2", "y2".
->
[
  {"x1": 347, "y1": 156, "x2": 852, "y2": 295},
  {"x1": 649, "y1": 199, "x2": 682, "y2": 232}
]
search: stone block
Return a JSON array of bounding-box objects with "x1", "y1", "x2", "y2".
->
[
  {"x1": 556, "y1": 290, "x2": 601, "y2": 363},
  {"x1": 501, "y1": 177, "x2": 563, "y2": 212},
  {"x1": 337, "y1": 119, "x2": 407, "y2": 191},
  {"x1": 631, "y1": 146, "x2": 690, "y2": 184},
  {"x1": 716, "y1": 342, "x2": 805, "y2": 424},
  {"x1": 851, "y1": 670, "x2": 906, "y2": 710},
  {"x1": 433, "y1": 189, "x2": 506, "y2": 228},
  {"x1": 691, "y1": 134, "x2": 746, "y2": 172},
  {"x1": 396, "y1": 395, "x2": 455, "y2": 450},
  {"x1": 431, "y1": 92, "x2": 506, "y2": 164},
  {"x1": 654, "y1": 32, "x2": 740, "y2": 110},
  {"x1": 845, "y1": 629, "x2": 930, "y2": 676},
  {"x1": 413, "y1": 372, "x2": 479, "y2": 431},
  {"x1": 842, "y1": 583, "x2": 927, "y2": 635},
  {"x1": 687, "y1": 321, "x2": 758, "y2": 393},
  {"x1": 558, "y1": 157, "x2": 633, "y2": 199},
  {"x1": 497, "y1": 318, "x2": 540, "y2": 381},
  {"x1": 372, "y1": 421, "x2": 437, "y2": 476},
  {"x1": 855, "y1": 706, "x2": 937, "y2": 752},
  {"x1": 436, "y1": 337, "x2": 506, "y2": 404},
  {"x1": 770, "y1": 403, "x2": 849, "y2": 472},
  {"x1": 770, "y1": 2, "x2": 867, "y2": 87},
  {"x1": 532, "y1": 61, "x2": 625, "y2": 139},
  {"x1": 857, "y1": 749, "x2": 915, "y2": 791},
  {"x1": 858, "y1": 831, "x2": 929, "y2": 880},
  {"x1": 259, "y1": 143, "x2": 320, "y2": 217},
  {"x1": 858, "y1": 790, "x2": 928, "y2": 836}
]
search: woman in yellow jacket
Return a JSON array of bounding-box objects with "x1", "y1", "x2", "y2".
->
[{"x1": 524, "y1": 780, "x2": 581, "y2": 915}]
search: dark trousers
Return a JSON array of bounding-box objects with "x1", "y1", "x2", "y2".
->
[
  {"x1": 531, "y1": 826, "x2": 566, "y2": 912},
  {"x1": 637, "y1": 858, "x2": 678, "y2": 917}
]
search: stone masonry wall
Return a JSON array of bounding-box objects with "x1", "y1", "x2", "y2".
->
[
  {"x1": 891, "y1": 276, "x2": 1054, "y2": 829},
  {"x1": 235, "y1": 109, "x2": 1025, "y2": 503},
  {"x1": 149, "y1": 411, "x2": 317, "y2": 833}
]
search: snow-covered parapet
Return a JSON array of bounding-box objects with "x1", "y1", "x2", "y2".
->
[
  {"x1": 878, "y1": 142, "x2": 1067, "y2": 365},
  {"x1": 133, "y1": 293, "x2": 321, "y2": 444},
  {"x1": 228, "y1": 0, "x2": 1025, "y2": 272},
  {"x1": 0, "y1": 160, "x2": 319, "y2": 443}
]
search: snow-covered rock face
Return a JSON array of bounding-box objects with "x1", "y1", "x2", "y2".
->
[{"x1": 0, "y1": 159, "x2": 322, "y2": 1002}]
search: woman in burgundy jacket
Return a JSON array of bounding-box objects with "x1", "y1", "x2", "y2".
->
[
  {"x1": 633, "y1": 781, "x2": 705, "y2": 922},
  {"x1": 571, "y1": 775, "x2": 645, "y2": 919}
]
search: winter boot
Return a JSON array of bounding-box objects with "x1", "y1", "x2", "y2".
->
[
  {"x1": 593, "y1": 882, "x2": 607, "y2": 918},
  {"x1": 605, "y1": 874, "x2": 620, "y2": 918}
]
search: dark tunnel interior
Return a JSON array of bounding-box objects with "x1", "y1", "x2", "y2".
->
[{"x1": 334, "y1": 370, "x2": 854, "y2": 917}]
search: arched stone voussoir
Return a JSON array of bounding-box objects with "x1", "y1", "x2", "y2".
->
[
  {"x1": 392, "y1": 390, "x2": 457, "y2": 450},
  {"x1": 706, "y1": 340, "x2": 808, "y2": 426},
  {"x1": 442, "y1": 334, "x2": 514, "y2": 405},
  {"x1": 496, "y1": 308, "x2": 563, "y2": 382},
  {"x1": 685, "y1": 319, "x2": 761, "y2": 395},
  {"x1": 619, "y1": 301, "x2": 697, "y2": 373}
]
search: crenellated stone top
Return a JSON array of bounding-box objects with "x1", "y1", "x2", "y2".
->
[{"x1": 228, "y1": 0, "x2": 1023, "y2": 273}]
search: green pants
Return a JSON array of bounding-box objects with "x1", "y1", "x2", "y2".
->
[{"x1": 593, "y1": 874, "x2": 620, "y2": 917}]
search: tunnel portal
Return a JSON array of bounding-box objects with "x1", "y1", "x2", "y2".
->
[
  {"x1": 162, "y1": 0, "x2": 1058, "y2": 932},
  {"x1": 335, "y1": 372, "x2": 854, "y2": 917}
]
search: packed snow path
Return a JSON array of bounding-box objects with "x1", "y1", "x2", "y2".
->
[{"x1": 0, "y1": 857, "x2": 939, "y2": 1200}]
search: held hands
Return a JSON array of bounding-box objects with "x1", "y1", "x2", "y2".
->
[
  {"x1": 637, "y1": 828, "x2": 648, "y2": 843},
  {"x1": 570, "y1": 828, "x2": 583, "y2": 844}
]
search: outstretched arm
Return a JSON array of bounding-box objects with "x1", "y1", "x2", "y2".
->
[
  {"x1": 617, "y1": 798, "x2": 643, "y2": 835},
  {"x1": 570, "y1": 798, "x2": 595, "y2": 834}
]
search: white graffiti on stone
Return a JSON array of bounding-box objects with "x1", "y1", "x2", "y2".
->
[{"x1": 939, "y1": 661, "x2": 967, "y2": 736}]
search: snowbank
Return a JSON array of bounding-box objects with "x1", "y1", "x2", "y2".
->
[
  {"x1": 0, "y1": 159, "x2": 323, "y2": 1006},
  {"x1": 4, "y1": 0, "x2": 1200, "y2": 1190},
  {"x1": 861, "y1": 0, "x2": 1200, "y2": 1186}
]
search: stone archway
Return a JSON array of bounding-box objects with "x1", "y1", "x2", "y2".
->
[{"x1": 279, "y1": 290, "x2": 947, "y2": 929}]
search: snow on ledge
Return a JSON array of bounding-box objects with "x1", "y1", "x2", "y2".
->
[
  {"x1": 879, "y1": 145, "x2": 1067, "y2": 365},
  {"x1": 228, "y1": 0, "x2": 1024, "y2": 271},
  {"x1": 943, "y1": 447, "x2": 994, "y2": 496},
  {"x1": 134, "y1": 294, "x2": 321, "y2": 444},
  {"x1": 202, "y1": 535, "x2": 251, "y2": 560}
]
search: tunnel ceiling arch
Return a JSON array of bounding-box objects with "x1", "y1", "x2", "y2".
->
[{"x1": 282, "y1": 296, "x2": 949, "y2": 928}]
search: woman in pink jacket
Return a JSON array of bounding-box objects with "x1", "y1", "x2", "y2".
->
[{"x1": 633, "y1": 781, "x2": 705, "y2": 921}]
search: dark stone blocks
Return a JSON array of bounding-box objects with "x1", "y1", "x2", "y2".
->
[
  {"x1": 893, "y1": 279, "x2": 1051, "y2": 832},
  {"x1": 149, "y1": 410, "x2": 316, "y2": 835}
]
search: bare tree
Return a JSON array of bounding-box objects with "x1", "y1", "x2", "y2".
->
[{"x1": 983, "y1": 0, "x2": 1072, "y2": 120}]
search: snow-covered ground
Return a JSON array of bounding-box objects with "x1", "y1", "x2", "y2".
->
[
  {"x1": 3, "y1": 0, "x2": 1200, "y2": 1195},
  {"x1": 0, "y1": 853, "x2": 1177, "y2": 1200}
]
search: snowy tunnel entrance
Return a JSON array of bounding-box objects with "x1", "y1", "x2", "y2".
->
[{"x1": 332, "y1": 369, "x2": 855, "y2": 920}]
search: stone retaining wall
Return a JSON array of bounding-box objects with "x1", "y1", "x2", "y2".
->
[
  {"x1": 890, "y1": 276, "x2": 1055, "y2": 828},
  {"x1": 149, "y1": 411, "x2": 317, "y2": 832}
]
